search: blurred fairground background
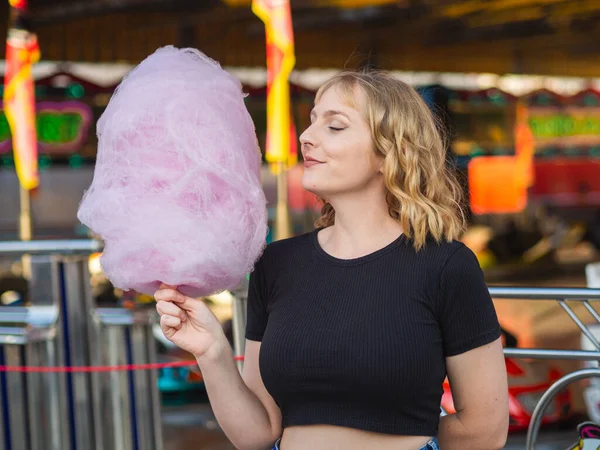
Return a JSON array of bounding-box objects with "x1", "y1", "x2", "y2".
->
[{"x1": 1, "y1": 0, "x2": 600, "y2": 449}]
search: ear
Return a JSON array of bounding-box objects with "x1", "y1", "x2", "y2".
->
[{"x1": 378, "y1": 156, "x2": 385, "y2": 174}]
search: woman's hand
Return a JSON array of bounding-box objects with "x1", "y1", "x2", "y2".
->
[{"x1": 154, "y1": 284, "x2": 228, "y2": 360}]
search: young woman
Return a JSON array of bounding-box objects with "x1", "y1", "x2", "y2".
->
[{"x1": 155, "y1": 69, "x2": 509, "y2": 450}]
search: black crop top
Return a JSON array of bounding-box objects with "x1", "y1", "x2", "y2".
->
[{"x1": 245, "y1": 229, "x2": 501, "y2": 437}]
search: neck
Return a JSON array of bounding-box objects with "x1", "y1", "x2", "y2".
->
[{"x1": 320, "y1": 186, "x2": 404, "y2": 258}]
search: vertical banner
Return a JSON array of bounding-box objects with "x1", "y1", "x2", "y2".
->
[
  {"x1": 468, "y1": 101, "x2": 536, "y2": 215},
  {"x1": 252, "y1": 0, "x2": 296, "y2": 173},
  {"x1": 4, "y1": 0, "x2": 40, "y2": 191},
  {"x1": 288, "y1": 105, "x2": 297, "y2": 166},
  {"x1": 514, "y1": 101, "x2": 535, "y2": 189}
]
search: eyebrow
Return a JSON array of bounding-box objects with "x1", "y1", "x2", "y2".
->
[{"x1": 310, "y1": 109, "x2": 351, "y2": 121}]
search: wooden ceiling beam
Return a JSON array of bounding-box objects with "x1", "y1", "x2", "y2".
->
[
  {"x1": 27, "y1": 0, "x2": 220, "y2": 25},
  {"x1": 439, "y1": 0, "x2": 568, "y2": 18}
]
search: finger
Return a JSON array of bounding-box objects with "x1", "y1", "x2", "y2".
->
[
  {"x1": 156, "y1": 300, "x2": 187, "y2": 320},
  {"x1": 160, "y1": 314, "x2": 182, "y2": 330},
  {"x1": 154, "y1": 288, "x2": 188, "y2": 305},
  {"x1": 159, "y1": 283, "x2": 178, "y2": 290},
  {"x1": 159, "y1": 316, "x2": 177, "y2": 339}
]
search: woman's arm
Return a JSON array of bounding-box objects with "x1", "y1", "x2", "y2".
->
[
  {"x1": 198, "y1": 339, "x2": 282, "y2": 450},
  {"x1": 155, "y1": 287, "x2": 281, "y2": 450},
  {"x1": 437, "y1": 338, "x2": 509, "y2": 450}
]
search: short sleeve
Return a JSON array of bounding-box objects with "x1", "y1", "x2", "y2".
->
[
  {"x1": 436, "y1": 244, "x2": 501, "y2": 357},
  {"x1": 245, "y1": 256, "x2": 269, "y2": 341}
]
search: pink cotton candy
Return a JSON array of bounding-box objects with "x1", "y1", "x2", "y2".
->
[{"x1": 77, "y1": 46, "x2": 268, "y2": 297}]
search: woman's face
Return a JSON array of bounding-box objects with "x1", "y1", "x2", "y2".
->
[{"x1": 299, "y1": 85, "x2": 383, "y2": 199}]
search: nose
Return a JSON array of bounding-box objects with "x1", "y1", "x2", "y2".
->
[{"x1": 299, "y1": 126, "x2": 315, "y2": 155}]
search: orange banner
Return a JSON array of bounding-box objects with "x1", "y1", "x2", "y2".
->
[
  {"x1": 4, "y1": 0, "x2": 40, "y2": 190},
  {"x1": 468, "y1": 156, "x2": 528, "y2": 215},
  {"x1": 468, "y1": 102, "x2": 536, "y2": 215},
  {"x1": 252, "y1": 0, "x2": 296, "y2": 170},
  {"x1": 514, "y1": 102, "x2": 535, "y2": 189}
]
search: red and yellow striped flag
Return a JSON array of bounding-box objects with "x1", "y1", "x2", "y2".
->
[
  {"x1": 252, "y1": 0, "x2": 296, "y2": 172},
  {"x1": 4, "y1": 0, "x2": 40, "y2": 190}
]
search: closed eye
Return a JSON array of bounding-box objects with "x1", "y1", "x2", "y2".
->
[{"x1": 329, "y1": 127, "x2": 345, "y2": 132}]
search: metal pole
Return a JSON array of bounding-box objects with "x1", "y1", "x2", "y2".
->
[
  {"x1": 18, "y1": 186, "x2": 32, "y2": 242},
  {"x1": 146, "y1": 322, "x2": 164, "y2": 450},
  {"x1": 503, "y1": 348, "x2": 600, "y2": 360},
  {"x1": 107, "y1": 326, "x2": 132, "y2": 450},
  {"x1": 0, "y1": 239, "x2": 103, "y2": 255},
  {"x1": 526, "y1": 368, "x2": 600, "y2": 449},
  {"x1": 558, "y1": 300, "x2": 600, "y2": 349},
  {"x1": 60, "y1": 257, "x2": 96, "y2": 450},
  {"x1": 4, "y1": 345, "x2": 28, "y2": 450},
  {"x1": 19, "y1": 185, "x2": 33, "y2": 281},
  {"x1": 274, "y1": 161, "x2": 292, "y2": 241},
  {"x1": 91, "y1": 308, "x2": 163, "y2": 450},
  {"x1": 0, "y1": 355, "x2": 5, "y2": 450},
  {"x1": 488, "y1": 286, "x2": 600, "y2": 300},
  {"x1": 231, "y1": 278, "x2": 249, "y2": 373}
]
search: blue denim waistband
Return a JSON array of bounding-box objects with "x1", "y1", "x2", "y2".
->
[{"x1": 273, "y1": 436, "x2": 439, "y2": 450}]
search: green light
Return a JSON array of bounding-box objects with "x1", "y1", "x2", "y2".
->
[
  {"x1": 565, "y1": 147, "x2": 581, "y2": 157},
  {"x1": 36, "y1": 112, "x2": 83, "y2": 145},
  {"x1": 470, "y1": 146, "x2": 485, "y2": 157},
  {"x1": 67, "y1": 83, "x2": 85, "y2": 99},
  {"x1": 540, "y1": 147, "x2": 558, "y2": 158},
  {"x1": 536, "y1": 93, "x2": 552, "y2": 106},
  {"x1": 39, "y1": 155, "x2": 52, "y2": 170},
  {"x1": 68, "y1": 154, "x2": 83, "y2": 169},
  {"x1": 1, "y1": 155, "x2": 13, "y2": 168},
  {"x1": 584, "y1": 94, "x2": 600, "y2": 106},
  {"x1": 529, "y1": 114, "x2": 600, "y2": 138},
  {"x1": 488, "y1": 91, "x2": 506, "y2": 106},
  {"x1": 0, "y1": 109, "x2": 86, "y2": 147},
  {"x1": 0, "y1": 114, "x2": 10, "y2": 142}
]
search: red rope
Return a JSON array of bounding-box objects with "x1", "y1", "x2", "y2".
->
[{"x1": 0, "y1": 356, "x2": 245, "y2": 373}]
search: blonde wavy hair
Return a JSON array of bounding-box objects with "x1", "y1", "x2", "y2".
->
[{"x1": 313, "y1": 69, "x2": 466, "y2": 250}]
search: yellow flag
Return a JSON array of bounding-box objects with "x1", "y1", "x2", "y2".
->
[
  {"x1": 4, "y1": 0, "x2": 40, "y2": 190},
  {"x1": 252, "y1": 0, "x2": 296, "y2": 171}
]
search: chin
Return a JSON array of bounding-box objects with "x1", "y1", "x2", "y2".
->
[{"x1": 301, "y1": 175, "x2": 320, "y2": 195}]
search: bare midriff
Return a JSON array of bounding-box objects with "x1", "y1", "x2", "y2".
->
[{"x1": 280, "y1": 425, "x2": 432, "y2": 450}]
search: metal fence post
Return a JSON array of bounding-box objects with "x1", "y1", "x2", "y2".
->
[
  {"x1": 231, "y1": 277, "x2": 249, "y2": 372},
  {"x1": 2, "y1": 344, "x2": 28, "y2": 450},
  {"x1": 30, "y1": 256, "x2": 70, "y2": 450},
  {"x1": 91, "y1": 308, "x2": 163, "y2": 450},
  {"x1": 0, "y1": 256, "x2": 70, "y2": 450}
]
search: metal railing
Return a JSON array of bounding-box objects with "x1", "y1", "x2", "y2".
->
[
  {"x1": 0, "y1": 239, "x2": 102, "y2": 256},
  {"x1": 0, "y1": 239, "x2": 161, "y2": 450},
  {"x1": 488, "y1": 286, "x2": 600, "y2": 449}
]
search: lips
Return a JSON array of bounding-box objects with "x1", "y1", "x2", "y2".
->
[{"x1": 304, "y1": 155, "x2": 323, "y2": 168}]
